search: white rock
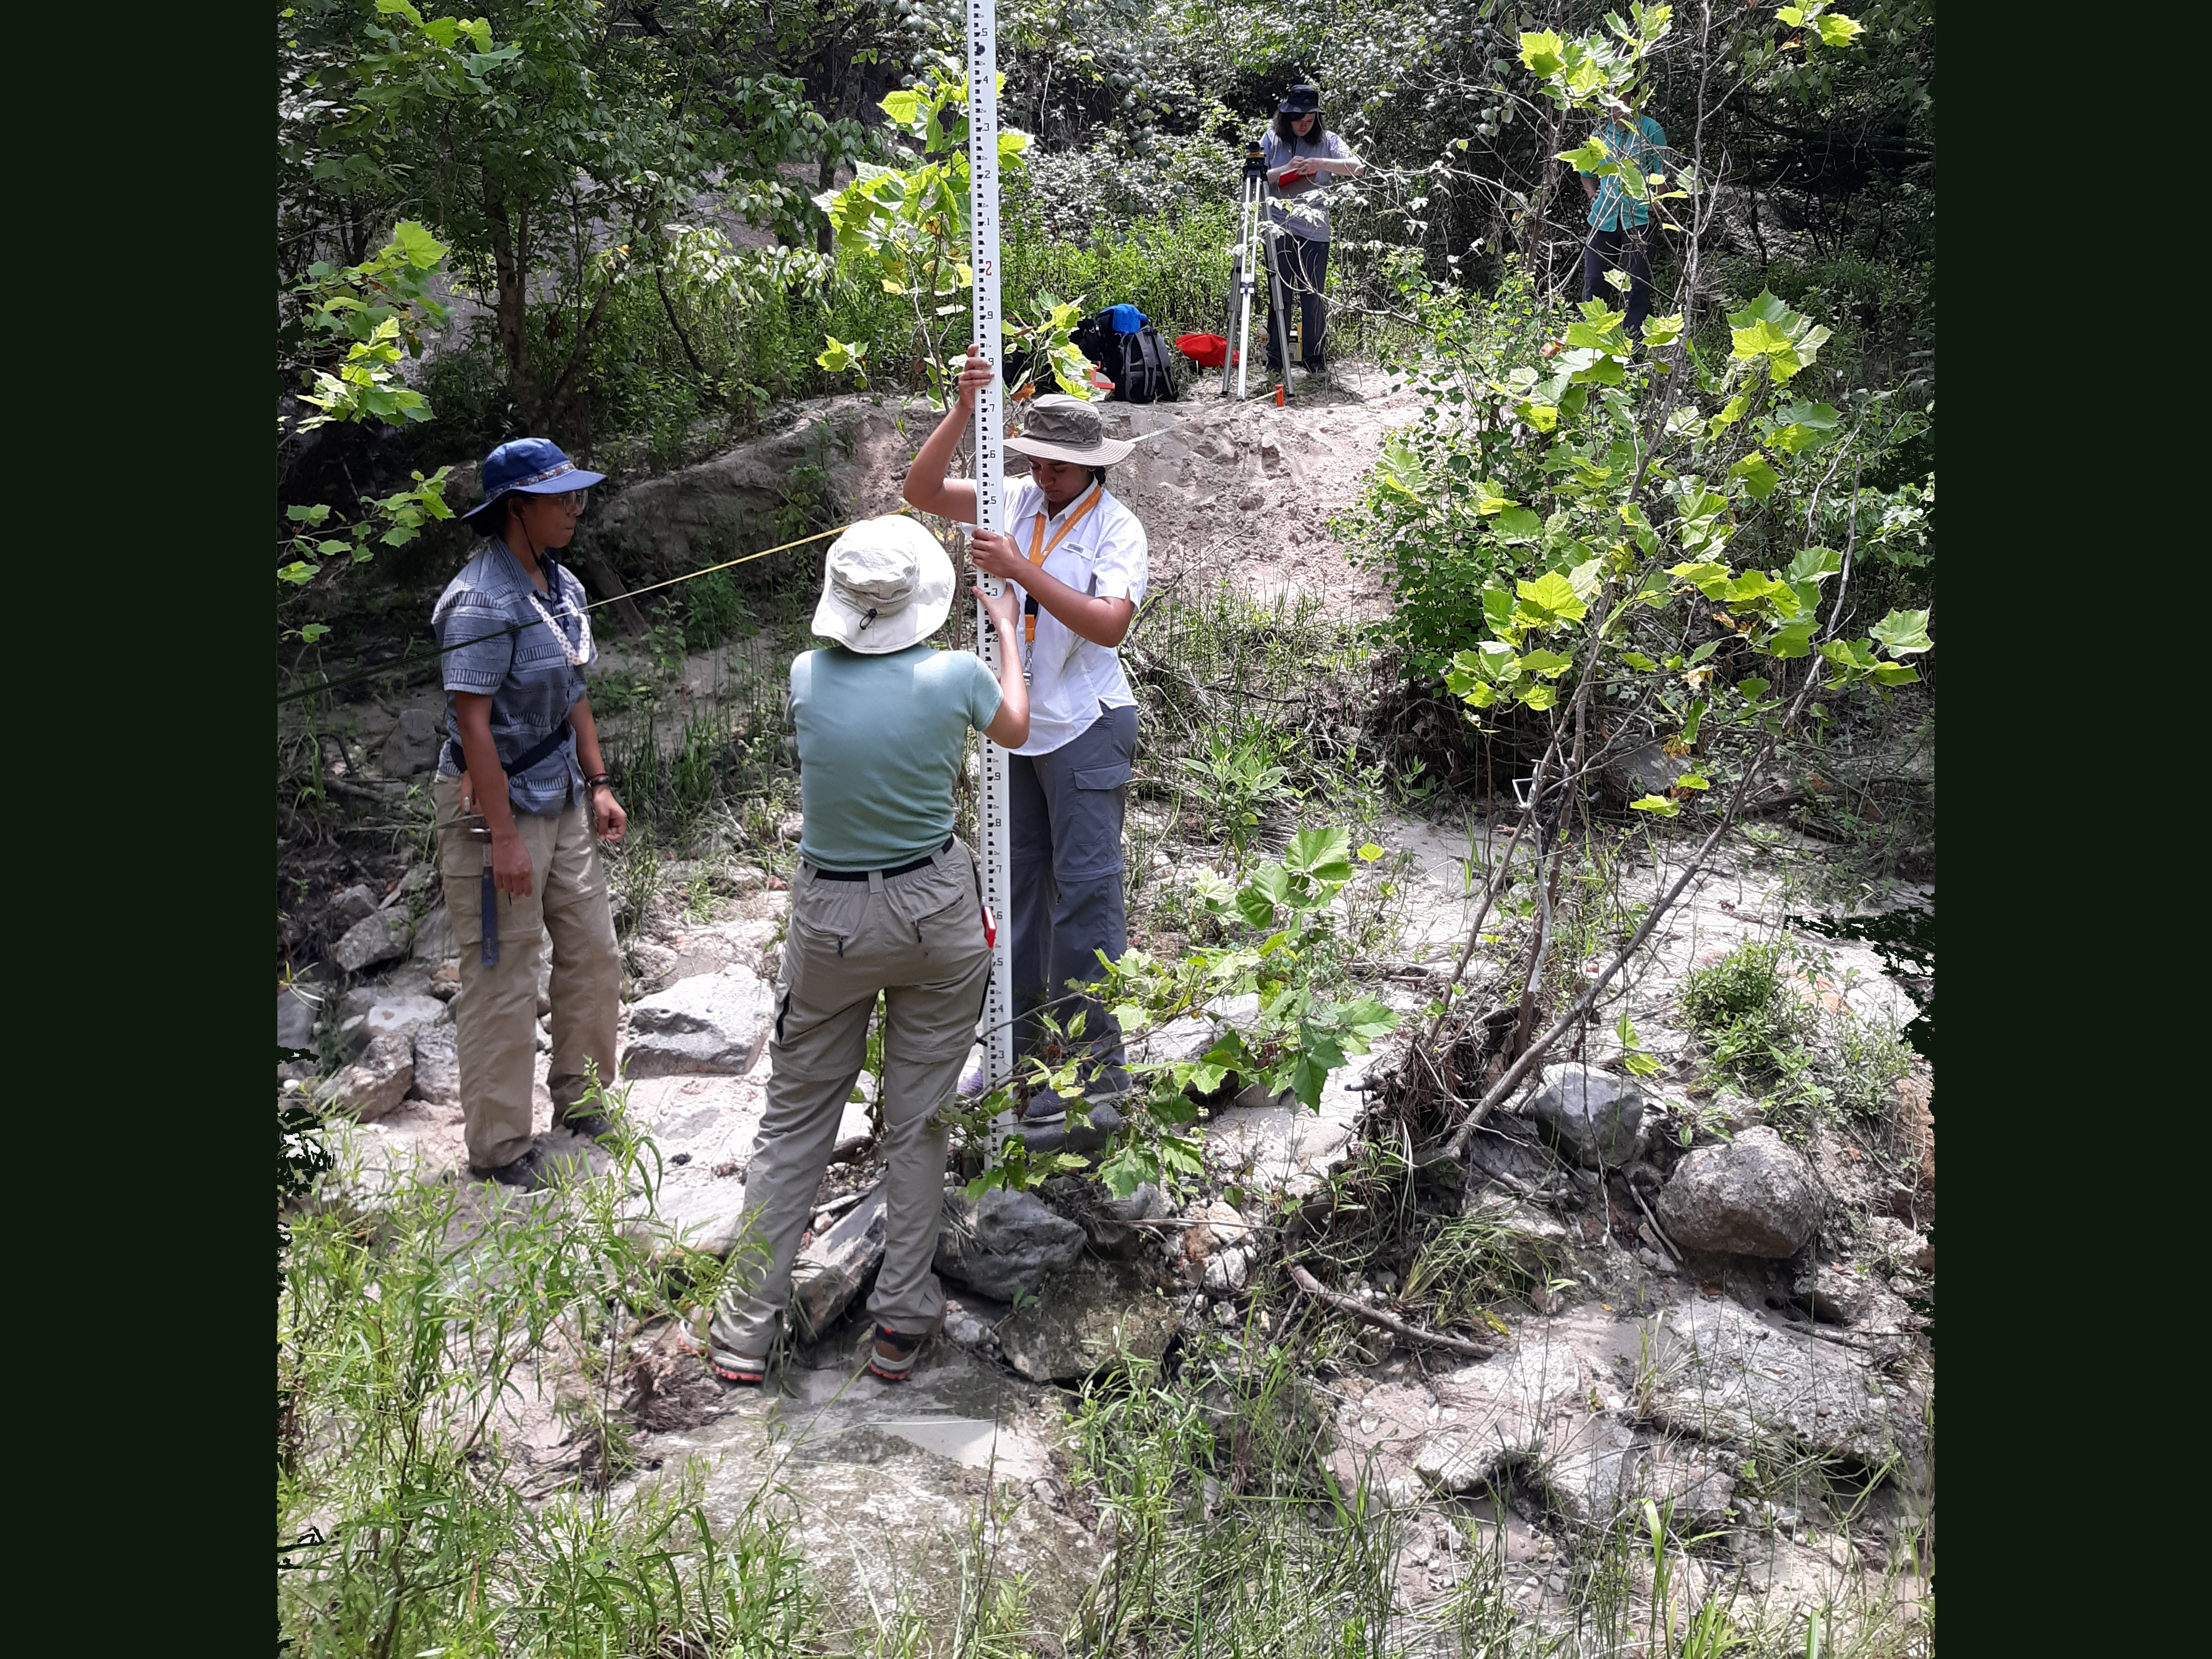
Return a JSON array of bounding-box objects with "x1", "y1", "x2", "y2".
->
[
  {"x1": 333, "y1": 909, "x2": 409, "y2": 974},
  {"x1": 361, "y1": 995, "x2": 446, "y2": 1047},
  {"x1": 622, "y1": 965, "x2": 775, "y2": 1077},
  {"x1": 410, "y1": 1023, "x2": 460, "y2": 1106},
  {"x1": 316, "y1": 1032, "x2": 414, "y2": 1121}
]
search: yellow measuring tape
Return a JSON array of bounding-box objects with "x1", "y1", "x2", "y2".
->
[{"x1": 275, "y1": 520, "x2": 860, "y2": 706}]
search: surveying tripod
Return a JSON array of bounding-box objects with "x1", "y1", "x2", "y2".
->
[{"x1": 1225, "y1": 141, "x2": 1296, "y2": 402}]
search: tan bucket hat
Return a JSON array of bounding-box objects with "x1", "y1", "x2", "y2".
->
[
  {"x1": 1005, "y1": 393, "x2": 1145, "y2": 466},
  {"x1": 810, "y1": 515, "x2": 955, "y2": 653}
]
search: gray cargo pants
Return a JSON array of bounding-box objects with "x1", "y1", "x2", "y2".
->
[
  {"x1": 709, "y1": 836, "x2": 989, "y2": 1357},
  {"x1": 1010, "y1": 704, "x2": 1138, "y2": 1098}
]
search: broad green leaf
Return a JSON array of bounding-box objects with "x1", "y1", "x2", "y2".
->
[
  {"x1": 1557, "y1": 140, "x2": 1610, "y2": 171},
  {"x1": 1730, "y1": 453, "x2": 1780, "y2": 499},
  {"x1": 1357, "y1": 842, "x2": 1385, "y2": 863},
  {"x1": 1871, "y1": 662, "x2": 1921, "y2": 686},
  {"x1": 1764, "y1": 622, "x2": 1815, "y2": 658},
  {"x1": 1494, "y1": 506, "x2": 1545, "y2": 542},
  {"x1": 1620, "y1": 652, "x2": 1660, "y2": 671},
  {"x1": 1515, "y1": 648, "x2": 1575, "y2": 678},
  {"x1": 1623, "y1": 1051, "x2": 1661, "y2": 1077},
  {"x1": 880, "y1": 88, "x2": 921, "y2": 127},
  {"x1": 1785, "y1": 547, "x2": 1844, "y2": 584},
  {"x1": 1869, "y1": 608, "x2": 1933, "y2": 655},
  {"x1": 1516, "y1": 570, "x2": 1588, "y2": 621},
  {"x1": 1674, "y1": 773, "x2": 1711, "y2": 790},
  {"x1": 1286, "y1": 825, "x2": 1353, "y2": 882},
  {"x1": 1519, "y1": 29, "x2": 1566, "y2": 76},
  {"x1": 1377, "y1": 436, "x2": 1424, "y2": 497},
  {"x1": 1629, "y1": 795, "x2": 1680, "y2": 816},
  {"x1": 1815, "y1": 13, "x2": 1864, "y2": 46}
]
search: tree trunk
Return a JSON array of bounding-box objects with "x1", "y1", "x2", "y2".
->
[{"x1": 483, "y1": 188, "x2": 541, "y2": 430}]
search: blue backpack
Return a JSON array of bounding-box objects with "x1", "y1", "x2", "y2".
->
[{"x1": 1074, "y1": 304, "x2": 1179, "y2": 405}]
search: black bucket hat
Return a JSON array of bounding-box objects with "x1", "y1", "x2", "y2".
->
[{"x1": 1279, "y1": 83, "x2": 1322, "y2": 115}]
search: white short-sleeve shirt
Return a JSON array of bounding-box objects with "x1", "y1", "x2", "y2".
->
[{"x1": 999, "y1": 471, "x2": 1148, "y2": 757}]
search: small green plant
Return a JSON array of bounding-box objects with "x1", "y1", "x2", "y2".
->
[
  {"x1": 1683, "y1": 939, "x2": 1815, "y2": 1099},
  {"x1": 1175, "y1": 729, "x2": 1297, "y2": 866}
]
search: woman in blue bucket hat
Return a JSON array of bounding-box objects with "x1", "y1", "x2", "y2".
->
[{"x1": 431, "y1": 438, "x2": 628, "y2": 1190}]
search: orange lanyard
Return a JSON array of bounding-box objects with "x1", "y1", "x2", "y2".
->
[{"x1": 1022, "y1": 484, "x2": 1103, "y2": 644}]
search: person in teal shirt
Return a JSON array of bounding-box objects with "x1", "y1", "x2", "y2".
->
[
  {"x1": 705, "y1": 515, "x2": 1029, "y2": 1389},
  {"x1": 1576, "y1": 106, "x2": 1668, "y2": 338}
]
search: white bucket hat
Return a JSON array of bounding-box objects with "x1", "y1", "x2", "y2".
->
[{"x1": 810, "y1": 514, "x2": 955, "y2": 653}]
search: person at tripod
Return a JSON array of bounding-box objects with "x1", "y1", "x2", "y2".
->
[
  {"x1": 1262, "y1": 83, "x2": 1361, "y2": 376},
  {"x1": 1575, "y1": 99, "x2": 1668, "y2": 339},
  {"x1": 905, "y1": 347, "x2": 1150, "y2": 1154}
]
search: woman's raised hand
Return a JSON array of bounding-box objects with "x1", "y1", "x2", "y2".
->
[
  {"x1": 973, "y1": 573, "x2": 1021, "y2": 636},
  {"x1": 952, "y1": 345, "x2": 995, "y2": 408}
]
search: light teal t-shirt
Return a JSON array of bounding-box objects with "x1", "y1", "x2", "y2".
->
[{"x1": 790, "y1": 644, "x2": 1002, "y2": 871}]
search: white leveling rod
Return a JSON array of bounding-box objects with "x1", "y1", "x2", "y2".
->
[{"x1": 964, "y1": 0, "x2": 1019, "y2": 1150}]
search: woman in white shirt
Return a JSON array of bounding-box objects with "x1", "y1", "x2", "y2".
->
[{"x1": 905, "y1": 349, "x2": 1149, "y2": 1150}]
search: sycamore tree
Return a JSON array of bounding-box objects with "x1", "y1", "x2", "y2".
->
[
  {"x1": 814, "y1": 62, "x2": 1093, "y2": 407},
  {"x1": 1343, "y1": 5, "x2": 1929, "y2": 1152}
]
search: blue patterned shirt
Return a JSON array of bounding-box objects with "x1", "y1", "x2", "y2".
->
[
  {"x1": 432, "y1": 538, "x2": 594, "y2": 816},
  {"x1": 1580, "y1": 115, "x2": 1668, "y2": 231}
]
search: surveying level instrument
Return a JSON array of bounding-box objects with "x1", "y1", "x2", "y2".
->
[{"x1": 1224, "y1": 140, "x2": 1296, "y2": 402}]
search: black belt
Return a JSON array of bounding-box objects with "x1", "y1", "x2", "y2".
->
[
  {"x1": 810, "y1": 836, "x2": 953, "y2": 881},
  {"x1": 443, "y1": 718, "x2": 573, "y2": 783}
]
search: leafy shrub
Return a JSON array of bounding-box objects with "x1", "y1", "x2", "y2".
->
[
  {"x1": 1681, "y1": 939, "x2": 1815, "y2": 1098},
  {"x1": 678, "y1": 569, "x2": 753, "y2": 652}
]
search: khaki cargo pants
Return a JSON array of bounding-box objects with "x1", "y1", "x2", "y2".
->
[
  {"x1": 435, "y1": 775, "x2": 622, "y2": 1171},
  {"x1": 710, "y1": 836, "x2": 989, "y2": 1357}
]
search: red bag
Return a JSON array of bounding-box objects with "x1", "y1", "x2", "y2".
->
[{"x1": 1175, "y1": 332, "x2": 1234, "y2": 369}]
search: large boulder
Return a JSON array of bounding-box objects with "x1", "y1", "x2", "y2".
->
[
  {"x1": 332, "y1": 909, "x2": 410, "y2": 974},
  {"x1": 998, "y1": 1257, "x2": 1175, "y2": 1381},
  {"x1": 360, "y1": 995, "x2": 446, "y2": 1047},
  {"x1": 1038, "y1": 1177, "x2": 1162, "y2": 1257},
  {"x1": 1657, "y1": 1125, "x2": 1824, "y2": 1257},
  {"x1": 1640, "y1": 1296, "x2": 1927, "y2": 1469},
  {"x1": 1525, "y1": 1064, "x2": 1648, "y2": 1168},
  {"x1": 380, "y1": 707, "x2": 440, "y2": 777},
  {"x1": 622, "y1": 965, "x2": 775, "y2": 1077},
  {"x1": 1406, "y1": 1346, "x2": 1585, "y2": 1494},
  {"x1": 578, "y1": 395, "x2": 917, "y2": 591},
  {"x1": 409, "y1": 903, "x2": 454, "y2": 965},
  {"x1": 409, "y1": 1023, "x2": 461, "y2": 1107},
  {"x1": 790, "y1": 1187, "x2": 886, "y2": 1342},
  {"x1": 935, "y1": 1186, "x2": 1087, "y2": 1302},
  {"x1": 316, "y1": 1032, "x2": 414, "y2": 1122}
]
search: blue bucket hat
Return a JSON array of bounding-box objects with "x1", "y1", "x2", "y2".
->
[
  {"x1": 462, "y1": 437, "x2": 609, "y2": 531},
  {"x1": 1278, "y1": 83, "x2": 1322, "y2": 115}
]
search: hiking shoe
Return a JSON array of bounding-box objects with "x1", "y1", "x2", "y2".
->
[
  {"x1": 472, "y1": 1145, "x2": 551, "y2": 1191},
  {"x1": 562, "y1": 1110, "x2": 616, "y2": 1142},
  {"x1": 866, "y1": 1325, "x2": 923, "y2": 1383}
]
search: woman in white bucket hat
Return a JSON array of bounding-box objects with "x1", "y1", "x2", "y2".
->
[
  {"x1": 706, "y1": 514, "x2": 1027, "y2": 1387},
  {"x1": 905, "y1": 347, "x2": 1152, "y2": 1157}
]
